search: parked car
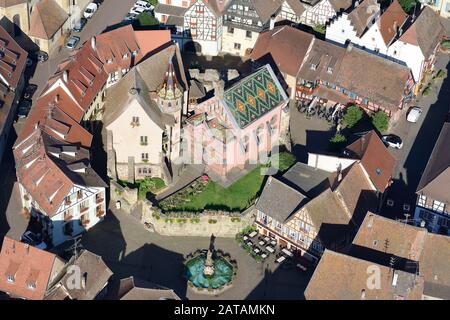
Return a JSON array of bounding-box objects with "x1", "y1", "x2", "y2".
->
[
  {"x1": 21, "y1": 231, "x2": 47, "y2": 250},
  {"x1": 66, "y1": 36, "x2": 80, "y2": 50},
  {"x1": 407, "y1": 106, "x2": 423, "y2": 123},
  {"x1": 382, "y1": 134, "x2": 403, "y2": 149},
  {"x1": 83, "y1": 2, "x2": 98, "y2": 19},
  {"x1": 73, "y1": 17, "x2": 87, "y2": 32},
  {"x1": 129, "y1": 6, "x2": 148, "y2": 15},
  {"x1": 135, "y1": 0, "x2": 154, "y2": 10},
  {"x1": 17, "y1": 99, "x2": 32, "y2": 118},
  {"x1": 35, "y1": 50, "x2": 48, "y2": 63},
  {"x1": 23, "y1": 84, "x2": 38, "y2": 99}
]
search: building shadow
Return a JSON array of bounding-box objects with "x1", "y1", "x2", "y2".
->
[
  {"x1": 0, "y1": 127, "x2": 19, "y2": 238},
  {"x1": 292, "y1": 128, "x2": 335, "y2": 164},
  {"x1": 245, "y1": 260, "x2": 313, "y2": 300},
  {"x1": 400, "y1": 59, "x2": 450, "y2": 208},
  {"x1": 80, "y1": 211, "x2": 188, "y2": 299}
]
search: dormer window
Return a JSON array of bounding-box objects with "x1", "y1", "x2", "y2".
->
[
  {"x1": 106, "y1": 58, "x2": 113, "y2": 64},
  {"x1": 327, "y1": 67, "x2": 333, "y2": 74},
  {"x1": 27, "y1": 282, "x2": 36, "y2": 290},
  {"x1": 6, "y1": 275, "x2": 14, "y2": 283},
  {"x1": 132, "y1": 50, "x2": 138, "y2": 57},
  {"x1": 123, "y1": 53, "x2": 129, "y2": 59},
  {"x1": 310, "y1": 63, "x2": 317, "y2": 71}
]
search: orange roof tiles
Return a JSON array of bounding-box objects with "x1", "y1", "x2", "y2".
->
[
  {"x1": 0, "y1": 237, "x2": 60, "y2": 300},
  {"x1": 379, "y1": 0, "x2": 408, "y2": 45},
  {"x1": 346, "y1": 131, "x2": 396, "y2": 193}
]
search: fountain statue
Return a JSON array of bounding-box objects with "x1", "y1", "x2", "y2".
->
[
  {"x1": 185, "y1": 233, "x2": 235, "y2": 292},
  {"x1": 203, "y1": 249, "x2": 215, "y2": 276}
]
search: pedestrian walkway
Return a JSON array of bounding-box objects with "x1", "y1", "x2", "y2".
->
[{"x1": 155, "y1": 164, "x2": 205, "y2": 201}]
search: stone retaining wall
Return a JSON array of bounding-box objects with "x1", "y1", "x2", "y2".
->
[{"x1": 141, "y1": 201, "x2": 255, "y2": 237}]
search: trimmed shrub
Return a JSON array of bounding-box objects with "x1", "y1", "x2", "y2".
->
[{"x1": 371, "y1": 111, "x2": 390, "y2": 133}]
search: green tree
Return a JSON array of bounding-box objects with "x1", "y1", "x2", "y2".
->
[
  {"x1": 442, "y1": 40, "x2": 450, "y2": 50},
  {"x1": 343, "y1": 105, "x2": 364, "y2": 128},
  {"x1": 329, "y1": 133, "x2": 347, "y2": 151},
  {"x1": 371, "y1": 111, "x2": 390, "y2": 133},
  {"x1": 398, "y1": 0, "x2": 418, "y2": 13}
]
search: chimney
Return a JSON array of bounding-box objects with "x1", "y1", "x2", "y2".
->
[
  {"x1": 270, "y1": 14, "x2": 276, "y2": 31},
  {"x1": 393, "y1": 20, "x2": 398, "y2": 32},
  {"x1": 360, "y1": 289, "x2": 366, "y2": 300},
  {"x1": 82, "y1": 272, "x2": 87, "y2": 289},
  {"x1": 347, "y1": 43, "x2": 353, "y2": 52},
  {"x1": 355, "y1": 0, "x2": 359, "y2": 7},
  {"x1": 24, "y1": 244, "x2": 30, "y2": 255},
  {"x1": 420, "y1": 220, "x2": 426, "y2": 228},
  {"x1": 54, "y1": 94, "x2": 60, "y2": 103},
  {"x1": 63, "y1": 70, "x2": 68, "y2": 83},
  {"x1": 91, "y1": 36, "x2": 96, "y2": 51}
]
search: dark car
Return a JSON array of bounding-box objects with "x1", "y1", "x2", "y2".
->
[
  {"x1": 73, "y1": 17, "x2": 87, "y2": 32},
  {"x1": 35, "y1": 50, "x2": 48, "y2": 63},
  {"x1": 382, "y1": 134, "x2": 403, "y2": 149},
  {"x1": 17, "y1": 99, "x2": 32, "y2": 118},
  {"x1": 23, "y1": 84, "x2": 38, "y2": 99}
]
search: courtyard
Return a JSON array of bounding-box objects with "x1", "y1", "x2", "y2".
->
[{"x1": 81, "y1": 209, "x2": 312, "y2": 300}]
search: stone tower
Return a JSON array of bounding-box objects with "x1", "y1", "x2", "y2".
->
[{"x1": 156, "y1": 58, "x2": 183, "y2": 163}]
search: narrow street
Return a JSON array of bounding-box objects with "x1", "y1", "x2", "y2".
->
[{"x1": 380, "y1": 54, "x2": 450, "y2": 220}]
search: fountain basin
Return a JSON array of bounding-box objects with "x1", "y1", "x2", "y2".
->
[{"x1": 185, "y1": 254, "x2": 234, "y2": 290}]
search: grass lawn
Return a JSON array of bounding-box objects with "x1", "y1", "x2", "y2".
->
[
  {"x1": 160, "y1": 152, "x2": 297, "y2": 212},
  {"x1": 170, "y1": 166, "x2": 267, "y2": 212}
]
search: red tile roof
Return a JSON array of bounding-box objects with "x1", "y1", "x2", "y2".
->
[
  {"x1": 15, "y1": 92, "x2": 92, "y2": 149},
  {"x1": 94, "y1": 25, "x2": 171, "y2": 74},
  {"x1": 346, "y1": 130, "x2": 396, "y2": 193},
  {"x1": 379, "y1": 0, "x2": 408, "y2": 45},
  {"x1": 44, "y1": 44, "x2": 108, "y2": 113},
  {"x1": 0, "y1": 237, "x2": 60, "y2": 300},
  {"x1": 28, "y1": 0, "x2": 68, "y2": 40}
]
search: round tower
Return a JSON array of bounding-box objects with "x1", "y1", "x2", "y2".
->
[{"x1": 157, "y1": 59, "x2": 183, "y2": 115}]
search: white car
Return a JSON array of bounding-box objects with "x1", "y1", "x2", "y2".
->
[
  {"x1": 129, "y1": 6, "x2": 147, "y2": 15},
  {"x1": 382, "y1": 134, "x2": 403, "y2": 149},
  {"x1": 84, "y1": 3, "x2": 98, "y2": 19},
  {"x1": 135, "y1": 0, "x2": 154, "y2": 10},
  {"x1": 407, "y1": 106, "x2": 423, "y2": 123}
]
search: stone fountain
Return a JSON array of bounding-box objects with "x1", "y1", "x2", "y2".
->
[{"x1": 203, "y1": 249, "x2": 215, "y2": 277}]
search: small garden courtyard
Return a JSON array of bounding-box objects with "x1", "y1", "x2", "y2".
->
[{"x1": 159, "y1": 152, "x2": 296, "y2": 213}]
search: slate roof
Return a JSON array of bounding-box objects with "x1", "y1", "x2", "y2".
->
[
  {"x1": 223, "y1": 64, "x2": 288, "y2": 129},
  {"x1": 29, "y1": 0, "x2": 68, "y2": 40},
  {"x1": 304, "y1": 249, "x2": 425, "y2": 300},
  {"x1": 281, "y1": 162, "x2": 331, "y2": 198},
  {"x1": 256, "y1": 176, "x2": 308, "y2": 222},
  {"x1": 58, "y1": 250, "x2": 113, "y2": 300},
  {"x1": 416, "y1": 122, "x2": 450, "y2": 205}
]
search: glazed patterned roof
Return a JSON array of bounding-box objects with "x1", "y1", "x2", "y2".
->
[{"x1": 223, "y1": 65, "x2": 287, "y2": 129}]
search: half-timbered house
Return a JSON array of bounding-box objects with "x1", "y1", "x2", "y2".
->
[{"x1": 221, "y1": 0, "x2": 283, "y2": 56}]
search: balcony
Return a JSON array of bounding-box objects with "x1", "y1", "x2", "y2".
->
[
  {"x1": 81, "y1": 219, "x2": 90, "y2": 227},
  {"x1": 64, "y1": 213, "x2": 73, "y2": 221},
  {"x1": 80, "y1": 206, "x2": 89, "y2": 213},
  {"x1": 95, "y1": 197, "x2": 104, "y2": 204}
]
